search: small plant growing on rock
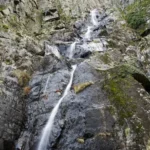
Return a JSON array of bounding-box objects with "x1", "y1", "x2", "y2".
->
[
  {"x1": 12, "y1": 69, "x2": 30, "y2": 87},
  {"x1": 2, "y1": 24, "x2": 9, "y2": 30},
  {"x1": 23, "y1": 86, "x2": 31, "y2": 95}
]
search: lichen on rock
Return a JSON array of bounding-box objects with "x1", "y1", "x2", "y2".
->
[{"x1": 73, "y1": 81, "x2": 94, "y2": 93}]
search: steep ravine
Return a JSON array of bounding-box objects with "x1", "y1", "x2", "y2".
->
[{"x1": 0, "y1": 0, "x2": 150, "y2": 150}]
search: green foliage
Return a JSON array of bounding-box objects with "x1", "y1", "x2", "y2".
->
[
  {"x1": 2, "y1": 24, "x2": 9, "y2": 30},
  {"x1": 120, "y1": 0, "x2": 150, "y2": 29},
  {"x1": 104, "y1": 75, "x2": 136, "y2": 125},
  {"x1": 126, "y1": 11, "x2": 146, "y2": 29},
  {"x1": 12, "y1": 70, "x2": 30, "y2": 87}
]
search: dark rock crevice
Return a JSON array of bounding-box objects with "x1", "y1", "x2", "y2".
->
[
  {"x1": 141, "y1": 28, "x2": 150, "y2": 37},
  {"x1": 132, "y1": 73, "x2": 150, "y2": 93}
]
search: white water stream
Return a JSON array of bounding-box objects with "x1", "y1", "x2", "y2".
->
[
  {"x1": 91, "y1": 9, "x2": 100, "y2": 26},
  {"x1": 84, "y1": 9, "x2": 100, "y2": 41},
  {"x1": 67, "y1": 42, "x2": 77, "y2": 59},
  {"x1": 38, "y1": 65, "x2": 77, "y2": 150},
  {"x1": 84, "y1": 26, "x2": 93, "y2": 41}
]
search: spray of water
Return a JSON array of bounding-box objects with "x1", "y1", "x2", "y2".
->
[
  {"x1": 38, "y1": 65, "x2": 77, "y2": 150},
  {"x1": 84, "y1": 26, "x2": 93, "y2": 41},
  {"x1": 90, "y1": 9, "x2": 99, "y2": 26},
  {"x1": 67, "y1": 42, "x2": 77, "y2": 59}
]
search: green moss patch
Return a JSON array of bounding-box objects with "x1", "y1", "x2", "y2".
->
[
  {"x1": 12, "y1": 70, "x2": 30, "y2": 87},
  {"x1": 126, "y1": 11, "x2": 146, "y2": 29},
  {"x1": 104, "y1": 74, "x2": 136, "y2": 125},
  {"x1": 103, "y1": 64, "x2": 150, "y2": 139},
  {"x1": 99, "y1": 53, "x2": 111, "y2": 64}
]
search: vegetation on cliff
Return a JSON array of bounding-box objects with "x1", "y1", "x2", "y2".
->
[{"x1": 119, "y1": 0, "x2": 150, "y2": 34}]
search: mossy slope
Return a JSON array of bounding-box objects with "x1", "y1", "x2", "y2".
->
[{"x1": 103, "y1": 64, "x2": 150, "y2": 149}]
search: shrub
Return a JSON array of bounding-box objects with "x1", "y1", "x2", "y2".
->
[
  {"x1": 126, "y1": 11, "x2": 146, "y2": 29},
  {"x1": 121, "y1": 0, "x2": 150, "y2": 30},
  {"x1": 12, "y1": 70, "x2": 30, "y2": 86}
]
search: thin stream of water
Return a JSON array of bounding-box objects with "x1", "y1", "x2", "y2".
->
[
  {"x1": 91, "y1": 9, "x2": 99, "y2": 26},
  {"x1": 84, "y1": 26, "x2": 93, "y2": 41},
  {"x1": 67, "y1": 42, "x2": 77, "y2": 59},
  {"x1": 38, "y1": 65, "x2": 77, "y2": 150}
]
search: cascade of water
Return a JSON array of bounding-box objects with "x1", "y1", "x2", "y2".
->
[
  {"x1": 67, "y1": 42, "x2": 77, "y2": 59},
  {"x1": 84, "y1": 26, "x2": 93, "y2": 41},
  {"x1": 81, "y1": 41, "x2": 105, "y2": 52},
  {"x1": 90, "y1": 9, "x2": 100, "y2": 26},
  {"x1": 81, "y1": 9, "x2": 107, "y2": 52},
  {"x1": 38, "y1": 65, "x2": 77, "y2": 150}
]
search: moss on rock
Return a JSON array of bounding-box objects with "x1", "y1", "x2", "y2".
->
[
  {"x1": 12, "y1": 70, "x2": 30, "y2": 87},
  {"x1": 0, "y1": 5, "x2": 6, "y2": 11},
  {"x1": 73, "y1": 81, "x2": 94, "y2": 94},
  {"x1": 103, "y1": 64, "x2": 150, "y2": 147},
  {"x1": 99, "y1": 53, "x2": 111, "y2": 64},
  {"x1": 104, "y1": 74, "x2": 136, "y2": 125}
]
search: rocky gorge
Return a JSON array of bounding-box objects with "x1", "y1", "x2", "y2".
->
[{"x1": 0, "y1": 0, "x2": 150, "y2": 150}]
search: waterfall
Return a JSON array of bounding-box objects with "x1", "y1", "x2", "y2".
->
[
  {"x1": 16, "y1": 8, "x2": 109, "y2": 150},
  {"x1": 81, "y1": 41, "x2": 105, "y2": 52},
  {"x1": 84, "y1": 26, "x2": 93, "y2": 41},
  {"x1": 90, "y1": 9, "x2": 100, "y2": 26},
  {"x1": 67, "y1": 42, "x2": 77, "y2": 59},
  {"x1": 83, "y1": 9, "x2": 100, "y2": 42},
  {"x1": 38, "y1": 65, "x2": 77, "y2": 150}
]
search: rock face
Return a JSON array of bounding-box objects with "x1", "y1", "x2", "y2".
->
[
  {"x1": 18, "y1": 56, "x2": 150, "y2": 150},
  {"x1": 0, "y1": 0, "x2": 150, "y2": 150},
  {"x1": 0, "y1": 75, "x2": 25, "y2": 150}
]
